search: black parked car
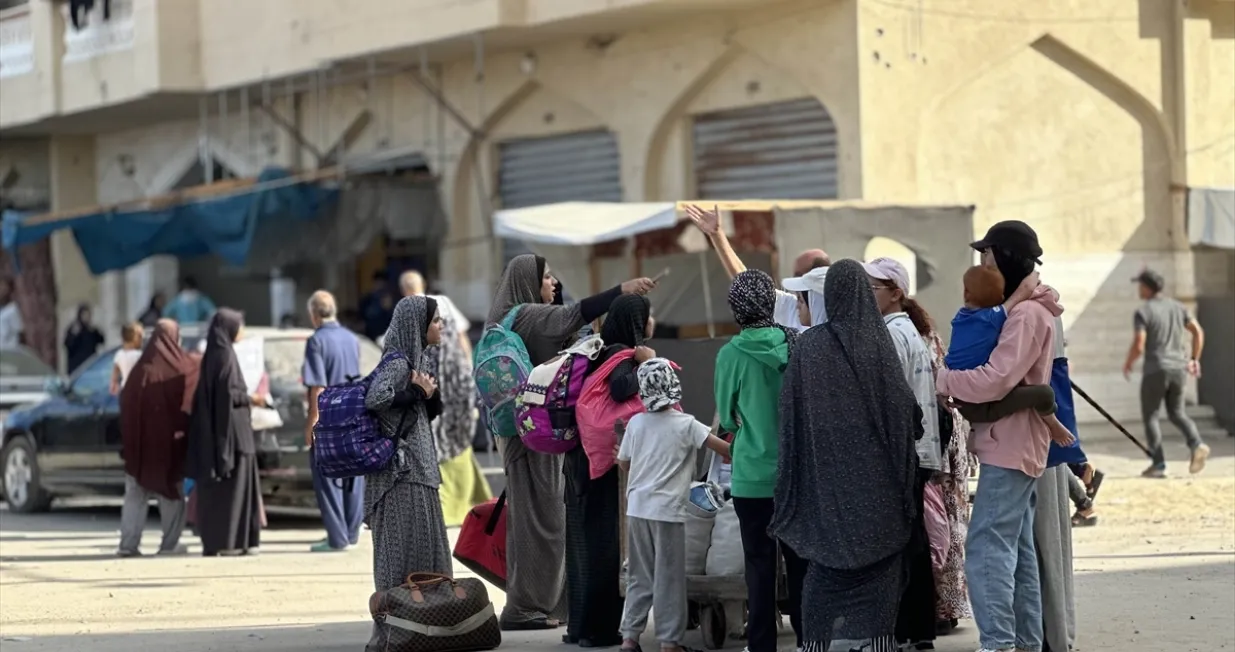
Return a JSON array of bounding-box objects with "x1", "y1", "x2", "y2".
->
[{"x1": 0, "y1": 327, "x2": 380, "y2": 513}]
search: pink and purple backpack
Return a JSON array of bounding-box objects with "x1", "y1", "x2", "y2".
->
[
  {"x1": 313, "y1": 352, "x2": 407, "y2": 479},
  {"x1": 514, "y1": 337, "x2": 604, "y2": 454}
]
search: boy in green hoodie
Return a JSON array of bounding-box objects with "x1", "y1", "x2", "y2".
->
[{"x1": 713, "y1": 270, "x2": 808, "y2": 652}]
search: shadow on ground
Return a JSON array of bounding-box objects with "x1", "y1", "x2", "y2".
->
[{"x1": 4, "y1": 560, "x2": 1232, "y2": 652}]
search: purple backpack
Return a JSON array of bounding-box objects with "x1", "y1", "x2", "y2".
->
[
  {"x1": 313, "y1": 352, "x2": 408, "y2": 479},
  {"x1": 514, "y1": 337, "x2": 604, "y2": 454}
]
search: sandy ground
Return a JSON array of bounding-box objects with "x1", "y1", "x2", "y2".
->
[{"x1": 1, "y1": 422, "x2": 1232, "y2": 652}]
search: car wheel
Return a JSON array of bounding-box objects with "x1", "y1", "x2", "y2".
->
[{"x1": 2, "y1": 436, "x2": 52, "y2": 513}]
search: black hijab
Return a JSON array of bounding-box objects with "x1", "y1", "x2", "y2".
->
[
  {"x1": 185, "y1": 308, "x2": 250, "y2": 481},
  {"x1": 770, "y1": 259, "x2": 920, "y2": 569},
  {"x1": 601, "y1": 294, "x2": 649, "y2": 349},
  {"x1": 422, "y1": 297, "x2": 438, "y2": 344},
  {"x1": 992, "y1": 247, "x2": 1037, "y2": 301}
]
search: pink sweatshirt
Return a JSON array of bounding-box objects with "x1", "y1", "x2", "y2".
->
[{"x1": 936, "y1": 285, "x2": 1064, "y2": 478}]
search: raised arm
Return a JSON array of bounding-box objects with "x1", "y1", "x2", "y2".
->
[
  {"x1": 685, "y1": 204, "x2": 746, "y2": 280},
  {"x1": 936, "y1": 307, "x2": 1050, "y2": 404}
]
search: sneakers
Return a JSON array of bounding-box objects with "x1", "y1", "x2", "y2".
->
[
  {"x1": 1141, "y1": 466, "x2": 1167, "y2": 479},
  {"x1": 1190, "y1": 443, "x2": 1211, "y2": 474},
  {"x1": 115, "y1": 548, "x2": 142, "y2": 558},
  {"x1": 157, "y1": 544, "x2": 190, "y2": 556},
  {"x1": 310, "y1": 540, "x2": 349, "y2": 553}
]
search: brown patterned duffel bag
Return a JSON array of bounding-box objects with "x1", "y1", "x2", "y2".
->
[{"x1": 368, "y1": 572, "x2": 501, "y2": 652}]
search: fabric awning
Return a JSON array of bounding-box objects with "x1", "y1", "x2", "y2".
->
[
  {"x1": 2, "y1": 167, "x2": 338, "y2": 275},
  {"x1": 1188, "y1": 187, "x2": 1235, "y2": 250},
  {"x1": 493, "y1": 202, "x2": 678, "y2": 245}
]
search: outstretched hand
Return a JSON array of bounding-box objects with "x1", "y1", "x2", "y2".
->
[
  {"x1": 684, "y1": 204, "x2": 721, "y2": 236},
  {"x1": 621, "y1": 278, "x2": 657, "y2": 296}
]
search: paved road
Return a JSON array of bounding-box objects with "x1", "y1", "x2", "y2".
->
[{"x1": 1, "y1": 419, "x2": 1232, "y2": 651}]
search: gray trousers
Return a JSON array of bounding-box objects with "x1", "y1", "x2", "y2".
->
[
  {"x1": 119, "y1": 474, "x2": 187, "y2": 553},
  {"x1": 1141, "y1": 369, "x2": 1204, "y2": 469},
  {"x1": 621, "y1": 516, "x2": 687, "y2": 646}
]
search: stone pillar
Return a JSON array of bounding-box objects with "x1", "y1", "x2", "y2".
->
[{"x1": 47, "y1": 135, "x2": 99, "y2": 371}]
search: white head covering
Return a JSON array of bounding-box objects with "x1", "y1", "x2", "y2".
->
[{"x1": 781, "y1": 267, "x2": 829, "y2": 326}]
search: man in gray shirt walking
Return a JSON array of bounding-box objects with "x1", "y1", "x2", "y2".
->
[{"x1": 1123, "y1": 269, "x2": 1209, "y2": 477}]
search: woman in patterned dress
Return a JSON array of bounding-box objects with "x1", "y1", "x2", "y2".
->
[
  {"x1": 925, "y1": 332, "x2": 973, "y2": 632},
  {"x1": 364, "y1": 295, "x2": 450, "y2": 650}
]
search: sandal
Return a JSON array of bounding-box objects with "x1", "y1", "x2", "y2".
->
[
  {"x1": 1071, "y1": 510, "x2": 1098, "y2": 527},
  {"x1": 501, "y1": 617, "x2": 560, "y2": 631}
]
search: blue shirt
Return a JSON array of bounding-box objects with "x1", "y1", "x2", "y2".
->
[
  {"x1": 944, "y1": 305, "x2": 1008, "y2": 370},
  {"x1": 163, "y1": 291, "x2": 217, "y2": 325},
  {"x1": 302, "y1": 321, "x2": 361, "y2": 388}
]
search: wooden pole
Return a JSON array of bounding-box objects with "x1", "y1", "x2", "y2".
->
[{"x1": 16, "y1": 167, "x2": 341, "y2": 227}]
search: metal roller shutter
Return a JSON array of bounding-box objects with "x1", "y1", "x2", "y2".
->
[
  {"x1": 692, "y1": 98, "x2": 839, "y2": 200},
  {"x1": 497, "y1": 130, "x2": 623, "y2": 260}
]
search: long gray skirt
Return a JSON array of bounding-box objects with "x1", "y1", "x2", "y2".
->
[
  {"x1": 1035, "y1": 465, "x2": 1076, "y2": 652},
  {"x1": 497, "y1": 436, "x2": 568, "y2": 625},
  {"x1": 367, "y1": 480, "x2": 453, "y2": 591}
]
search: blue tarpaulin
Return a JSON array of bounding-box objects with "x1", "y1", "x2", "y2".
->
[{"x1": 2, "y1": 167, "x2": 338, "y2": 275}]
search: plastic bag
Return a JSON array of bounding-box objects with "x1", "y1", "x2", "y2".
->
[
  {"x1": 704, "y1": 503, "x2": 743, "y2": 576},
  {"x1": 923, "y1": 482, "x2": 950, "y2": 571},
  {"x1": 685, "y1": 512, "x2": 713, "y2": 575}
]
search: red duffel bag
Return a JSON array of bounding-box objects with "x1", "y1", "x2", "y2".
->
[{"x1": 453, "y1": 491, "x2": 507, "y2": 591}]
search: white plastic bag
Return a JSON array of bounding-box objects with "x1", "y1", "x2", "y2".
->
[
  {"x1": 704, "y1": 503, "x2": 743, "y2": 576},
  {"x1": 685, "y1": 512, "x2": 714, "y2": 575}
]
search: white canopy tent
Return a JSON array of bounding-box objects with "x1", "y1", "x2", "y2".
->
[{"x1": 493, "y1": 200, "x2": 975, "y2": 338}]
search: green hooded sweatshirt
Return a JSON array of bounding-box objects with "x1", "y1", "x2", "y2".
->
[{"x1": 714, "y1": 327, "x2": 789, "y2": 499}]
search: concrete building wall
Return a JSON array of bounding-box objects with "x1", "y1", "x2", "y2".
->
[{"x1": 7, "y1": 0, "x2": 1232, "y2": 410}]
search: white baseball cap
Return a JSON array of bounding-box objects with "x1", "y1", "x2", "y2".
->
[
  {"x1": 781, "y1": 266, "x2": 828, "y2": 295},
  {"x1": 861, "y1": 257, "x2": 910, "y2": 294}
]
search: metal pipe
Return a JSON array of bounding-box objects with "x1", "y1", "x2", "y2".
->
[
  {"x1": 217, "y1": 91, "x2": 227, "y2": 178},
  {"x1": 198, "y1": 96, "x2": 212, "y2": 184},
  {"x1": 241, "y1": 87, "x2": 251, "y2": 167}
]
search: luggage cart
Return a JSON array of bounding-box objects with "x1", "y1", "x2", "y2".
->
[
  {"x1": 619, "y1": 564, "x2": 786, "y2": 650},
  {"x1": 617, "y1": 419, "x2": 787, "y2": 650}
]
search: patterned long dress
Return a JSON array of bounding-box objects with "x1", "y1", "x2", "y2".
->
[{"x1": 926, "y1": 333, "x2": 972, "y2": 623}]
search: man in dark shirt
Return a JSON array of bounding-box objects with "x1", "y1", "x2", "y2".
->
[
  {"x1": 1123, "y1": 269, "x2": 1208, "y2": 477},
  {"x1": 359, "y1": 272, "x2": 394, "y2": 341},
  {"x1": 302, "y1": 290, "x2": 365, "y2": 552}
]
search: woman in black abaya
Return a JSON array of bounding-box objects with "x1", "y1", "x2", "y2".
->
[
  {"x1": 186, "y1": 308, "x2": 265, "y2": 557},
  {"x1": 564, "y1": 294, "x2": 655, "y2": 648}
]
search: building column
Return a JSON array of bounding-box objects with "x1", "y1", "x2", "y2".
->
[{"x1": 47, "y1": 135, "x2": 99, "y2": 371}]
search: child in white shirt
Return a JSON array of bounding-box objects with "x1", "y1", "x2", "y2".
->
[
  {"x1": 617, "y1": 358, "x2": 731, "y2": 652},
  {"x1": 110, "y1": 322, "x2": 144, "y2": 395}
]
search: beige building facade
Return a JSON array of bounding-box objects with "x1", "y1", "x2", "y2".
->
[{"x1": 1, "y1": 0, "x2": 1232, "y2": 415}]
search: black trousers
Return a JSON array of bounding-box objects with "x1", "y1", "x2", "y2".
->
[
  {"x1": 733, "y1": 497, "x2": 808, "y2": 652},
  {"x1": 895, "y1": 470, "x2": 938, "y2": 645}
]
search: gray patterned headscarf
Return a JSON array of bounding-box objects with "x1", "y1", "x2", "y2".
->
[
  {"x1": 384, "y1": 295, "x2": 433, "y2": 369},
  {"x1": 770, "y1": 259, "x2": 919, "y2": 569},
  {"x1": 728, "y1": 269, "x2": 798, "y2": 357},
  {"x1": 636, "y1": 357, "x2": 681, "y2": 412},
  {"x1": 363, "y1": 295, "x2": 443, "y2": 521},
  {"x1": 487, "y1": 254, "x2": 543, "y2": 325}
]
